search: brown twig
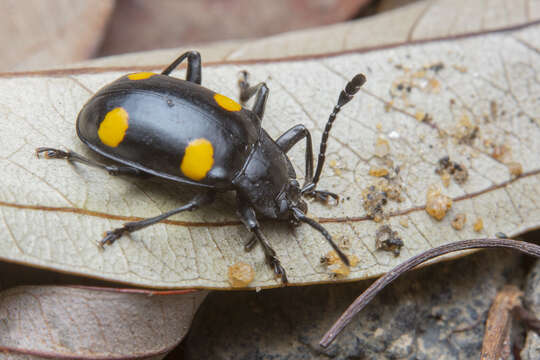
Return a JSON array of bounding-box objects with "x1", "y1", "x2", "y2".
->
[
  {"x1": 319, "y1": 238, "x2": 540, "y2": 348},
  {"x1": 513, "y1": 305, "x2": 540, "y2": 333},
  {"x1": 481, "y1": 285, "x2": 523, "y2": 360}
]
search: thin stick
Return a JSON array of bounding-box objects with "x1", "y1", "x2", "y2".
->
[
  {"x1": 319, "y1": 238, "x2": 540, "y2": 348},
  {"x1": 481, "y1": 285, "x2": 522, "y2": 360}
]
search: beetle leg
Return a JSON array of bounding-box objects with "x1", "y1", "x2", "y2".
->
[
  {"x1": 35, "y1": 147, "x2": 147, "y2": 177},
  {"x1": 275, "y1": 126, "x2": 338, "y2": 202},
  {"x1": 237, "y1": 70, "x2": 268, "y2": 120},
  {"x1": 275, "y1": 125, "x2": 314, "y2": 186},
  {"x1": 237, "y1": 199, "x2": 288, "y2": 284},
  {"x1": 99, "y1": 191, "x2": 215, "y2": 247},
  {"x1": 161, "y1": 51, "x2": 201, "y2": 84},
  {"x1": 253, "y1": 227, "x2": 288, "y2": 284}
]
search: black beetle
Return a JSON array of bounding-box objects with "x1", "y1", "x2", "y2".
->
[{"x1": 36, "y1": 51, "x2": 366, "y2": 283}]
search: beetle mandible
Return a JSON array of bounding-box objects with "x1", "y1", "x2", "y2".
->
[{"x1": 36, "y1": 51, "x2": 366, "y2": 283}]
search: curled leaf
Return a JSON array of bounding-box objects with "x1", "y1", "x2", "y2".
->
[{"x1": 0, "y1": 286, "x2": 207, "y2": 357}]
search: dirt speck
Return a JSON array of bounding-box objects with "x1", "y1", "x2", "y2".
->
[
  {"x1": 506, "y1": 161, "x2": 523, "y2": 177},
  {"x1": 435, "y1": 156, "x2": 469, "y2": 185},
  {"x1": 490, "y1": 144, "x2": 511, "y2": 162},
  {"x1": 451, "y1": 213, "x2": 467, "y2": 230},
  {"x1": 362, "y1": 178, "x2": 403, "y2": 222},
  {"x1": 375, "y1": 225, "x2": 404, "y2": 257},
  {"x1": 473, "y1": 218, "x2": 484, "y2": 232},
  {"x1": 369, "y1": 167, "x2": 389, "y2": 177},
  {"x1": 374, "y1": 137, "x2": 391, "y2": 157},
  {"x1": 455, "y1": 114, "x2": 478, "y2": 144},
  {"x1": 452, "y1": 65, "x2": 468, "y2": 73}
]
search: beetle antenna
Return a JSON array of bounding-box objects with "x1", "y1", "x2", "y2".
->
[
  {"x1": 292, "y1": 207, "x2": 350, "y2": 266},
  {"x1": 310, "y1": 74, "x2": 366, "y2": 188}
]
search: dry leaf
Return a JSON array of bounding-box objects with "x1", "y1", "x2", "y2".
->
[
  {"x1": 0, "y1": 286, "x2": 207, "y2": 357},
  {"x1": 1, "y1": 0, "x2": 113, "y2": 71},
  {"x1": 0, "y1": 3, "x2": 539, "y2": 290},
  {"x1": 0, "y1": 25, "x2": 540, "y2": 288},
  {"x1": 99, "y1": 0, "x2": 370, "y2": 56},
  {"x1": 81, "y1": 0, "x2": 540, "y2": 68}
]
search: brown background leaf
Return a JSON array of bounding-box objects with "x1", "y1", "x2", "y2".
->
[
  {"x1": 1, "y1": 0, "x2": 113, "y2": 71},
  {"x1": 0, "y1": 286, "x2": 207, "y2": 358}
]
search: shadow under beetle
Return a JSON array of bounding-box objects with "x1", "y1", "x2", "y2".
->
[{"x1": 36, "y1": 51, "x2": 366, "y2": 284}]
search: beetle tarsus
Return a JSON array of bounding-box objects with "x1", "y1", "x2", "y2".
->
[
  {"x1": 99, "y1": 228, "x2": 126, "y2": 247},
  {"x1": 244, "y1": 235, "x2": 257, "y2": 252},
  {"x1": 305, "y1": 189, "x2": 339, "y2": 203},
  {"x1": 268, "y1": 255, "x2": 288, "y2": 284},
  {"x1": 237, "y1": 70, "x2": 250, "y2": 104},
  {"x1": 251, "y1": 226, "x2": 288, "y2": 284},
  {"x1": 35, "y1": 147, "x2": 69, "y2": 160}
]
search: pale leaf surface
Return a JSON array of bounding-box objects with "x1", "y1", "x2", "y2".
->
[
  {"x1": 1, "y1": 24, "x2": 538, "y2": 289},
  {"x1": 1, "y1": 1, "x2": 539, "y2": 289}
]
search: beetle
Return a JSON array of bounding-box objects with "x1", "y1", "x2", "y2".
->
[{"x1": 36, "y1": 51, "x2": 366, "y2": 283}]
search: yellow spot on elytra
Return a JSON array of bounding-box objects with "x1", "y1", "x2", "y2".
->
[
  {"x1": 128, "y1": 72, "x2": 156, "y2": 80},
  {"x1": 214, "y1": 93, "x2": 241, "y2": 112},
  {"x1": 181, "y1": 138, "x2": 214, "y2": 181},
  {"x1": 98, "y1": 107, "x2": 129, "y2": 147}
]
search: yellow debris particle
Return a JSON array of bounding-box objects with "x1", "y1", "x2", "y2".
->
[
  {"x1": 491, "y1": 144, "x2": 511, "y2": 162},
  {"x1": 374, "y1": 137, "x2": 390, "y2": 157},
  {"x1": 322, "y1": 251, "x2": 358, "y2": 276},
  {"x1": 369, "y1": 167, "x2": 389, "y2": 177},
  {"x1": 399, "y1": 217, "x2": 409, "y2": 228},
  {"x1": 455, "y1": 114, "x2": 479, "y2": 144},
  {"x1": 441, "y1": 172, "x2": 451, "y2": 187},
  {"x1": 329, "y1": 159, "x2": 342, "y2": 176},
  {"x1": 384, "y1": 100, "x2": 394, "y2": 112},
  {"x1": 425, "y1": 185, "x2": 452, "y2": 221},
  {"x1": 453, "y1": 65, "x2": 468, "y2": 73},
  {"x1": 428, "y1": 78, "x2": 440, "y2": 92},
  {"x1": 413, "y1": 70, "x2": 426, "y2": 78},
  {"x1": 490, "y1": 101, "x2": 498, "y2": 120},
  {"x1": 376, "y1": 123, "x2": 383, "y2": 131},
  {"x1": 415, "y1": 111, "x2": 426, "y2": 122},
  {"x1": 473, "y1": 218, "x2": 484, "y2": 232},
  {"x1": 451, "y1": 213, "x2": 467, "y2": 230},
  {"x1": 507, "y1": 162, "x2": 523, "y2": 177},
  {"x1": 228, "y1": 262, "x2": 255, "y2": 287}
]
